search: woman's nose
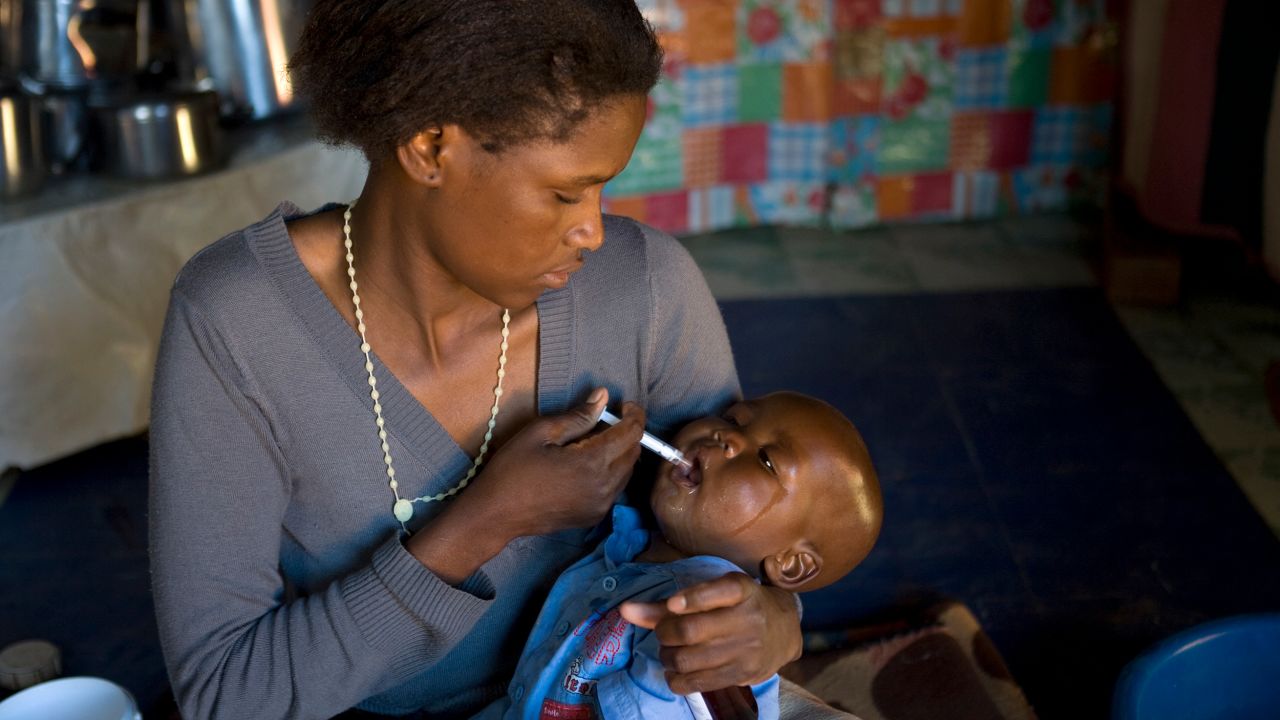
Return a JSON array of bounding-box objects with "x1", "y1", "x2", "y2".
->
[{"x1": 566, "y1": 200, "x2": 604, "y2": 252}]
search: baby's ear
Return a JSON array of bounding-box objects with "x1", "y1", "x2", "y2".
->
[{"x1": 762, "y1": 541, "x2": 822, "y2": 591}]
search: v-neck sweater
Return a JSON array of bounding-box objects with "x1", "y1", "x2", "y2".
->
[{"x1": 147, "y1": 204, "x2": 740, "y2": 720}]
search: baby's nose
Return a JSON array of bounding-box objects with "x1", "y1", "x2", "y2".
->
[{"x1": 713, "y1": 428, "x2": 747, "y2": 458}]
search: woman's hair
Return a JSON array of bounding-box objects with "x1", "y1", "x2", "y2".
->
[{"x1": 289, "y1": 0, "x2": 663, "y2": 159}]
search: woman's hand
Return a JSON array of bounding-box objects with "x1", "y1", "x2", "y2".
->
[
  {"x1": 619, "y1": 573, "x2": 802, "y2": 694},
  {"x1": 469, "y1": 388, "x2": 645, "y2": 537},
  {"x1": 407, "y1": 389, "x2": 644, "y2": 580}
]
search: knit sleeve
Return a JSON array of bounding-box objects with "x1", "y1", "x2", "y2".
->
[
  {"x1": 148, "y1": 289, "x2": 492, "y2": 720},
  {"x1": 636, "y1": 222, "x2": 742, "y2": 436}
]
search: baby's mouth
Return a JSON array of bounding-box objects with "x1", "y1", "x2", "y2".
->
[{"x1": 672, "y1": 450, "x2": 703, "y2": 491}]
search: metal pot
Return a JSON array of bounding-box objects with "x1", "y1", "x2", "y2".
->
[
  {"x1": 168, "y1": 0, "x2": 309, "y2": 120},
  {"x1": 90, "y1": 89, "x2": 224, "y2": 180},
  {"x1": 0, "y1": 0, "x2": 22, "y2": 77},
  {"x1": 18, "y1": 0, "x2": 140, "y2": 89},
  {"x1": 0, "y1": 89, "x2": 46, "y2": 198}
]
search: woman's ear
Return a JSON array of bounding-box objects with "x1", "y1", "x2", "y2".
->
[
  {"x1": 395, "y1": 127, "x2": 447, "y2": 188},
  {"x1": 762, "y1": 541, "x2": 822, "y2": 591}
]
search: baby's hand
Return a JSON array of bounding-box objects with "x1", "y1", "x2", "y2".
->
[{"x1": 619, "y1": 573, "x2": 801, "y2": 693}]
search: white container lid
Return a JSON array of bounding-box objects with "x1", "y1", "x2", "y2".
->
[
  {"x1": 0, "y1": 676, "x2": 140, "y2": 720},
  {"x1": 0, "y1": 640, "x2": 60, "y2": 691}
]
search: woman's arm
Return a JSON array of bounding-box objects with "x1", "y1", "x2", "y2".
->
[
  {"x1": 151, "y1": 288, "x2": 648, "y2": 719},
  {"x1": 150, "y1": 292, "x2": 495, "y2": 720},
  {"x1": 637, "y1": 222, "x2": 741, "y2": 435}
]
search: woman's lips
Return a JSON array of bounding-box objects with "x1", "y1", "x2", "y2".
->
[
  {"x1": 542, "y1": 272, "x2": 571, "y2": 289},
  {"x1": 542, "y1": 260, "x2": 583, "y2": 288}
]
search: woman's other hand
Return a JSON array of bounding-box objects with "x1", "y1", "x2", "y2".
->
[
  {"x1": 619, "y1": 573, "x2": 802, "y2": 693},
  {"x1": 406, "y1": 388, "x2": 644, "y2": 580}
]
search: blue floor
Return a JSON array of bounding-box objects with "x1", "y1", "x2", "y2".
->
[
  {"x1": 724, "y1": 289, "x2": 1280, "y2": 718},
  {"x1": 0, "y1": 434, "x2": 165, "y2": 714},
  {"x1": 3, "y1": 287, "x2": 1280, "y2": 719}
]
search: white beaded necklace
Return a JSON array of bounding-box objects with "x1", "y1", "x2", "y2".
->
[{"x1": 343, "y1": 201, "x2": 510, "y2": 528}]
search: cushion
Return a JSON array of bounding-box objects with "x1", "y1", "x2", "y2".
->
[{"x1": 783, "y1": 602, "x2": 1037, "y2": 720}]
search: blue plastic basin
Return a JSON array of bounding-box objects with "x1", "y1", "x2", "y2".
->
[{"x1": 1113, "y1": 613, "x2": 1280, "y2": 720}]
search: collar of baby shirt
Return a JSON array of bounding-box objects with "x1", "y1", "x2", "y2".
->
[{"x1": 603, "y1": 505, "x2": 651, "y2": 569}]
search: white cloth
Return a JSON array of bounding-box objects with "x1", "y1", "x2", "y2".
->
[{"x1": 0, "y1": 139, "x2": 365, "y2": 469}]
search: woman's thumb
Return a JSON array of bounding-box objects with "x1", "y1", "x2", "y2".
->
[
  {"x1": 586, "y1": 387, "x2": 607, "y2": 409},
  {"x1": 544, "y1": 388, "x2": 609, "y2": 445}
]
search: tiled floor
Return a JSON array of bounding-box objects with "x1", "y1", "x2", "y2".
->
[{"x1": 680, "y1": 215, "x2": 1280, "y2": 538}]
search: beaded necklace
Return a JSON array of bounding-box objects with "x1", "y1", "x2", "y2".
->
[{"x1": 343, "y1": 201, "x2": 510, "y2": 528}]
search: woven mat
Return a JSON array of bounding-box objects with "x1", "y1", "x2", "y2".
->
[{"x1": 783, "y1": 603, "x2": 1037, "y2": 720}]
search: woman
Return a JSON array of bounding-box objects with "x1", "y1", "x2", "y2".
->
[{"x1": 149, "y1": 2, "x2": 809, "y2": 718}]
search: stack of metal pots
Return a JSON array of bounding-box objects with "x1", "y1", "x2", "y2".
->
[{"x1": 0, "y1": 0, "x2": 310, "y2": 198}]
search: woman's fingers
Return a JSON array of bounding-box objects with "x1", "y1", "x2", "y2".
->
[
  {"x1": 661, "y1": 573, "x2": 756, "y2": 615},
  {"x1": 461, "y1": 394, "x2": 645, "y2": 538},
  {"x1": 629, "y1": 574, "x2": 802, "y2": 693},
  {"x1": 618, "y1": 600, "x2": 665, "y2": 629},
  {"x1": 656, "y1": 610, "x2": 767, "y2": 669},
  {"x1": 651, "y1": 604, "x2": 761, "y2": 655},
  {"x1": 665, "y1": 663, "x2": 761, "y2": 696},
  {"x1": 540, "y1": 387, "x2": 610, "y2": 445}
]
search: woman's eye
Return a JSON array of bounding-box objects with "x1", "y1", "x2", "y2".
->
[
  {"x1": 758, "y1": 448, "x2": 776, "y2": 475},
  {"x1": 554, "y1": 192, "x2": 583, "y2": 205}
]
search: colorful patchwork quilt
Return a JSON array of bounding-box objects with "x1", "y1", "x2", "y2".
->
[{"x1": 603, "y1": 0, "x2": 1116, "y2": 234}]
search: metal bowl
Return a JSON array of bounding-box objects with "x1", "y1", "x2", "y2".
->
[
  {"x1": 90, "y1": 89, "x2": 226, "y2": 180},
  {"x1": 0, "y1": 89, "x2": 46, "y2": 199}
]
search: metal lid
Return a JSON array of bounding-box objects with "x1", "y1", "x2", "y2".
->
[{"x1": 0, "y1": 639, "x2": 61, "y2": 691}]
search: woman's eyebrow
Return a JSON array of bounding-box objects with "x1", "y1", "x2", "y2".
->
[{"x1": 567, "y1": 172, "x2": 616, "y2": 186}]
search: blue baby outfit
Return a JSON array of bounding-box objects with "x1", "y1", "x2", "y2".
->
[{"x1": 498, "y1": 505, "x2": 779, "y2": 720}]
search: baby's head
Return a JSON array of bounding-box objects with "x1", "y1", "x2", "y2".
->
[{"x1": 650, "y1": 392, "x2": 881, "y2": 592}]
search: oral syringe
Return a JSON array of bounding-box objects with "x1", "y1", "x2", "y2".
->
[{"x1": 597, "y1": 408, "x2": 693, "y2": 471}]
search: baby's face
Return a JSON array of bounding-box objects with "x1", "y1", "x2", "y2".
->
[{"x1": 650, "y1": 393, "x2": 845, "y2": 574}]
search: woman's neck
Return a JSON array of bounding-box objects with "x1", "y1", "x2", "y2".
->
[{"x1": 350, "y1": 172, "x2": 506, "y2": 367}]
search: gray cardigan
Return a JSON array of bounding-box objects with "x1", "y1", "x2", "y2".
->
[{"x1": 148, "y1": 205, "x2": 740, "y2": 719}]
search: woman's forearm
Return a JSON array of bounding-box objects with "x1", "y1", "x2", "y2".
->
[{"x1": 403, "y1": 500, "x2": 513, "y2": 584}]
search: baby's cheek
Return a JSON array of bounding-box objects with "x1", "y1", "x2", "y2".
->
[{"x1": 712, "y1": 484, "x2": 773, "y2": 531}]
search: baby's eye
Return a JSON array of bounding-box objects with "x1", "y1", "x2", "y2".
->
[
  {"x1": 554, "y1": 192, "x2": 583, "y2": 205},
  {"x1": 758, "y1": 448, "x2": 776, "y2": 475}
]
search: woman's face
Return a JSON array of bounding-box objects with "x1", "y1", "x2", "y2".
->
[{"x1": 422, "y1": 95, "x2": 649, "y2": 310}]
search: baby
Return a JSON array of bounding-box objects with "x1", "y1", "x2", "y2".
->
[{"x1": 498, "y1": 391, "x2": 883, "y2": 720}]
